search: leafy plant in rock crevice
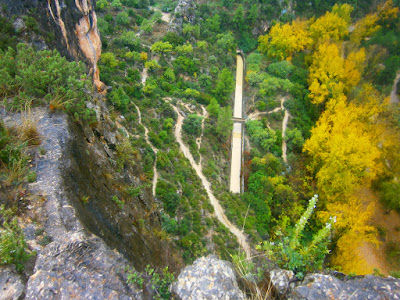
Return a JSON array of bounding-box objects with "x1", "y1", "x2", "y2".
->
[
  {"x1": 258, "y1": 195, "x2": 335, "y2": 279},
  {"x1": 127, "y1": 265, "x2": 175, "y2": 300},
  {"x1": 0, "y1": 205, "x2": 32, "y2": 271}
]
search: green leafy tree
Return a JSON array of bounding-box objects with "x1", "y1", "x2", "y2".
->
[
  {"x1": 214, "y1": 68, "x2": 234, "y2": 105},
  {"x1": 183, "y1": 114, "x2": 203, "y2": 136},
  {"x1": 109, "y1": 87, "x2": 130, "y2": 113},
  {"x1": 204, "y1": 14, "x2": 221, "y2": 33},
  {"x1": 151, "y1": 41, "x2": 173, "y2": 54},
  {"x1": 247, "y1": 4, "x2": 258, "y2": 25},
  {"x1": 207, "y1": 98, "x2": 220, "y2": 118},
  {"x1": 96, "y1": 0, "x2": 110, "y2": 11},
  {"x1": 114, "y1": 31, "x2": 141, "y2": 51},
  {"x1": 163, "y1": 68, "x2": 175, "y2": 82},
  {"x1": 267, "y1": 61, "x2": 295, "y2": 79},
  {"x1": 0, "y1": 44, "x2": 96, "y2": 124},
  {"x1": 233, "y1": 4, "x2": 245, "y2": 31},
  {"x1": 216, "y1": 106, "x2": 233, "y2": 140},
  {"x1": 111, "y1": 0, "x2": 123, "y2": 10},
  {"x1": 100, "y1": 52, "x2": 119, "y2": 68},
  {"x1": 116, "y1": 11, "x2": 130, "y2": 25},
  {"x1": 198, "y1": 74, "x2": 212, "y2": 91}
]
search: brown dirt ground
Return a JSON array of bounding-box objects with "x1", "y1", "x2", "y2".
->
[{"x1": 358, "y1": 191, "x2": 400, "y2": 275}]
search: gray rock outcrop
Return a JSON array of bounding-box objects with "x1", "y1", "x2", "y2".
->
[
  {"x1": 171, "y1": 255, "x2": 246, "y2": 300},
  {"x1": 289, "y1": 273, "x2": 400, "y2": 300},
  {"x1": 0, "y1": 266, "x2": 25, "y2": 300},
  {"x1": 168, "y1": 0, "x2": 196, "y2": 34},
  {"x1": 270, "y1": 268, "x2": 295, "y2": 297},
  {"x1": 14, "y1": 109, "x2": 143, "y2": 299},
  {"x1": 26, "y1": 233, "x2": 142, "y2": 300}
]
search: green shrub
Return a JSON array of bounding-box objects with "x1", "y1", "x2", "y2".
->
[
  {"x1": 116, "y1": 12, "x2": 130, "y2": 25},
  {"x1": 111, "y1": 195, "x2": 125, "y2": 209},
  {"x1": 96, "y1": 0, "x2": 109, "y2": 11},
  {"x1": 127, "y1": 265, "x2": 175, "y2": 300},
  {"x1": 182, "y1": 114, "x2": 203, "y2": 136},
  {"x1": 258, "y1": 195, "x2": 334, "y2": 279},
  {"x1": 0, "y1": 44, "x2": 96, "y2": 124},
  {"x1": 0, "y1": 205, "x2": 32, "y2": 271}
]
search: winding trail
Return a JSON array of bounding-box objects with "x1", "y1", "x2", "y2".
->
[
  {"x1": 246, "y1": 97, "x2": 290, "y2": 163},
  {"x1": 168, "y1": 102, "x2": 251, "y2": 259},
  {"x1": 196, "y1": 106, "x2": 208, "y2": 166},
  {"x1": 390, "y1": 72, "x2": 400, "y2": 104},
  {"x1": 136, "y1": 67, "x2": 160, "y2": 197},
  {"x1": 247, "y1": 106, "x2": 282, "y2": 120},
  {"x1": 281, "y1": 97, "x2": 290, "y2": 164},
  {"x1": 150, "y1": 6, "x2": 171, "y2": 23},
  {"x1": 133, "y1": 103, "x2": 159, "y2": 197}
]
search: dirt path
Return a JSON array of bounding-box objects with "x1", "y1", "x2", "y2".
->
[
  {"x1": 246, "y1": 97, "x2": 290, "y2": 163},
  {"x1": 169, "y1": 102, "x2": 251, "y2": 259},
  {"x1": 281, "y1": 97, "x2": 290, "y2": 164},
  {"x1": 196, "y1": 106, "x2": 208, "y2": 166},
  {"x1": 247, "y1": 106, "x2": 282, "y2": 120},
  {"x1": 150, "y1": 6, "x2": 171, "y2": 23},
  {"x1": 141, "y1": 67, "x2": 148, "y2": 85},
  {"x1": 390, "y1": 72, "x2": 400, "y2": 104},
  {"x1": 133, "y1": 103, "x2": 158, "y2": 197}
]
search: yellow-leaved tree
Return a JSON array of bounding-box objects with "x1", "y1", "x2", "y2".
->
[
  {"x1": 328, "y1": 191, "x2": 379, "y2": 275},
  {"x1": 304, "y1": 84, "x2": 387, "y2": 274},
  {"x1": 377, "y1": 0, "x2": 399, "y2": 22},
  {"x1": 258, "y1": 19, "x2": 312, "y2": 61},
  {"x1": 350, "y1": 14, "x2": 381, "y2": 45},
  {"x1": 304, "y1": 94, "x2": 383, "y2": 201},
  {"x1": 308, "y1": 42, "x2": 365, "y2": 104},
  {"x1": 309, "y1": 4, "x2": 353, "y2": 45}
]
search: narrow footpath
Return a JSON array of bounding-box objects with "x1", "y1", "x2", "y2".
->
[
  {"x1": 136, "y1": 67, "x2": 159, "y2": 197},
  {"x1": 247, "y1": 96, "x2": 290, "y2": 164},
  {"x1": 168, "y1": 101, "x2": 251, "y2": 259}
]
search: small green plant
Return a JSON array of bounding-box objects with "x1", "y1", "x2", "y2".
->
[
  {"x1": 0, "y1": 122, "x2": 31, "y2": 186},
  {"x1": 127, "y1": 265, "x2": 175, "y2": 300},
  {"x1": 258, "y1": 195, "x2": 335, "y2": 279},
  {"x1": 0, "y1": 205, "x2": 32, "y2": 271},
  {"x1": 38, "y1": 235, "x2": 52, "y2": 246},
  {"x1": 390, "y1": 270, "x2": 400, "y2": 278},
  {"x1": 81, "y1": 196, "x2": 90, "y2": 205},
  {"x1": 231, "y1": 252, "x2": 272, "y2": 299},
  {"x1": 27, "y1": 171, "x2": 37, "y2": 183},
  {"x1": 112, "y1": 195, "x2": 125, "y2": 209}
]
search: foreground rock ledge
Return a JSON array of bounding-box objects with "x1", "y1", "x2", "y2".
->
[
  {"x1": 170, "y1": 255, "x2": 246, "y2": 300},
  {"x1": 288, "y1": 273, "x2": 400, "y2": 300}
]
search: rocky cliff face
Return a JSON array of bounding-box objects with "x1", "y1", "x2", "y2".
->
[
  {"x1": 168, "y1": 0, "x2": 196, "y2": 34},
  {"x1": 0, "y1": 101, "x2": 182, "y2": 298},
  {"x1": 1, "y1": 0, "x2": 104, "y2": 92}
]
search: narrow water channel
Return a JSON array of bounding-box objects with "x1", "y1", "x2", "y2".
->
[{"x1": 229, "y1": 54, "x2": 244, "y2": 194}]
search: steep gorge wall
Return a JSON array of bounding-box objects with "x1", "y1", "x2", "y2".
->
[{"x1": 1, "y1": 0, "x2": 104, "y2": 91}]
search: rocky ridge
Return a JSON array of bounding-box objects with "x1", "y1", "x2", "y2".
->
[{"x1": 168, "y1": 0, "x2": 196, "y2": 34}]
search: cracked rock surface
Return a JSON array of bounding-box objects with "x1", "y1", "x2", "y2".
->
[{"x1": 171, "y1": 255, "x2": 245, "y2": 300}]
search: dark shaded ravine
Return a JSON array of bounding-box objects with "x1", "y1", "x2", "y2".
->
[{"x1": 61, "y1": 108, "x2": 181, "y2": 271}]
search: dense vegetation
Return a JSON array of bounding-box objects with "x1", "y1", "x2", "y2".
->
[{"x1": 1, "y1": 0, "x2": 400, "y2": 292}]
